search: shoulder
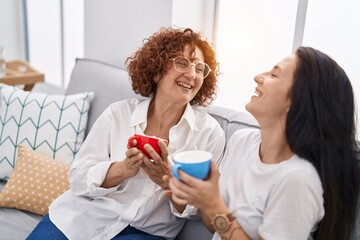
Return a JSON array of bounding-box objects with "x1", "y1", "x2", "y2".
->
[
  {"x1": 192, "y1": 106, "x2": 225, "y2": 133},
  {"x1": 193, "y1": 106, "x2": 220, "y2": 125},
  {"x1": 282, "y1": 156, "x2": 320, "y2": 180},
  {"x1": 99, "y1": 98, "x2": 144, "y2": 122},
  {"x1": 107, "y1": 98, "x2": 143, "y2": 111},
  {"x1": 274, "y1": 156, "x2": 323, "y2": 197}
]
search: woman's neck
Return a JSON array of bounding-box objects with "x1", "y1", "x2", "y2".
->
[
  {"x1": 259, "y1": 126, "x2": 294, "y2": 164},
  {"x1": 144, "y1": 98, "x2": 186, "y2": 140}
]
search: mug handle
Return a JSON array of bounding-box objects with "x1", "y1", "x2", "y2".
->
[{"x1": 172, "y1": 164, "x2": 182, "y2": 180}]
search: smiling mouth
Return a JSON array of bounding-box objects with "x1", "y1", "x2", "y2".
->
[
  {"x1": 252, "y1": 89, "x2": 262, "y2": 97},
  {"x1": 176, "y1": 81, "x2": 192, "y2": 89}
]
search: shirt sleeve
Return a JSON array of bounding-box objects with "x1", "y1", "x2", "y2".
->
[
  {"x1": 69, "y1": 107, "x2": 120, "y2": 197},
  {"x1": 258, "y1": 170, "x2": 324, "y2": 240},
  {"x1": 170, "y1": 203, "x2": 199, "y2": 219}
]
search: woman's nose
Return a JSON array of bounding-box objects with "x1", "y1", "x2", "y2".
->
[
  {"x1": 184, "y1": 65, "x2": 196, "y2": 79},
  {"x1": 254, "y1": 74, "x2": 264, "y2": 84}
]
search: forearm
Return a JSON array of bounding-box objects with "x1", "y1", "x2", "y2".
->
[{"x1": 100, "y1": 161, "x2": 128, "y2": 188}]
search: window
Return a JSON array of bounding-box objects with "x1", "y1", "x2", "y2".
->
[
  {"x1": 214, "y1": 0, "x2": 360, "y2": 136},
  {"x1": 214, "y1": 0, "x2": 298, "y2": 111},
  {"x1": 303, "y1": 0, "x2": 360, "y2": 125},
  {"x1": 26, "y1": 0, "x2": 84, "y2": 88}
]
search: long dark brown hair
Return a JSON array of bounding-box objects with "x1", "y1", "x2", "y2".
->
[{"x1": 286, "y1": 46, "x2": 360, "y2": 239}]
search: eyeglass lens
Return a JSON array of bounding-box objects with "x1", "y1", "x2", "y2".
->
[{"x1": 173, "y1": 57, "x2": 210, "y2": 78}]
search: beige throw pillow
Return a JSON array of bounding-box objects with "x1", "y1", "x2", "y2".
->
[{"x1": 0, "y1": 145, "x2": 70, "y2": 215}]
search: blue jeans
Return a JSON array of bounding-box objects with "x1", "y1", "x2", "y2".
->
[{"x1": 27, "y1": 214, "x2": 166, "y2": 240}]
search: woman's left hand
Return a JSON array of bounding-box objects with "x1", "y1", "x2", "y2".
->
[{"x1": 141, "y1": 140, "x2": 170, "y2": 190}]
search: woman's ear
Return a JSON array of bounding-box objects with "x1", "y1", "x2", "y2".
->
[{"x1": 154, "y1": 74, "x2": 161, "y2": 83}]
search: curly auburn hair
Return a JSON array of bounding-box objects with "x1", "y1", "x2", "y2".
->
[{"x1": 125, "y1": 27, "x2": 219, "y2": 106}]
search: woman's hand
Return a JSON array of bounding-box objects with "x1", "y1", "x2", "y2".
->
[
  {"x1": 101, "y1": 141, "x2": 144, "y2": 188},
  {"x1": 168, "y1": 160, "x2": 223, "y2": 210},
  {"x1": 123, "y1": 146, "x2": 145, "y2": 177},
  {"x1": 141, "y1": 140, "x2": 171, "y2": 190}
]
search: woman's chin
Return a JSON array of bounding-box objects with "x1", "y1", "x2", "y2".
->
[{"x1": 245, "y1": 102, "x2": 252, "y2": 112}]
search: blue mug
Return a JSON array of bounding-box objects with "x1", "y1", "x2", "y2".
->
[{"x1": 172, "y1": 150, "x2": 212, "y2": 180}]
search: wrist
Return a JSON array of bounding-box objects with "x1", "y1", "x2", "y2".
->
[
  {"x1": 211, "y1": 213, "x2": 246, "y2": 240},
  {"x1": 204, "y1": 199, "x2": 228, "y2": 221},
  {"x1": 218, "y1": 223, "x2": 243, "y2": 240}
]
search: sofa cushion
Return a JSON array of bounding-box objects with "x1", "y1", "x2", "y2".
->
[
  {"x1": 0, "y1": 193, "x2": 42, "y2": 240},
  {"x1": 65, "y1": 58, "x2": 144, "y2": 136},
  {"x1": 0, "y1": 84, "x2": 94, "y2": 180},
  {"x1": 0, "y1": 145, "x2": 70, "y2": 215}
]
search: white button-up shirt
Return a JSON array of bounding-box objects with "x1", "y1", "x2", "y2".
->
[{"x1": 49, "y1": 98, "x2": 225, "y2": 240}]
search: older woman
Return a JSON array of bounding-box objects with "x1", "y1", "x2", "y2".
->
[
  {"x1": 168, "y1": 47, "x2": 360, "y2": 240},
  {"x1": 27, "y1": 27, "x2": 225, "y2": 240}
]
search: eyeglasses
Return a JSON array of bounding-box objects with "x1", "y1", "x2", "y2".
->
[{"x1": 172, "y1": 56, "x2": 211, "y2": 79}]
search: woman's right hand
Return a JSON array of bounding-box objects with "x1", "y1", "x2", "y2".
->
[
  {"x1": 123, "y1": 146, "x2": 145, "y2": 177},
  {"x1": 101, "y1": 145, "x2": 144, "y2": 188},
  {"x1": 168, "y1": 160, "x2": 223, "y2": 210}
]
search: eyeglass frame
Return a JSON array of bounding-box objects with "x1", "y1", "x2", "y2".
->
[{"x1": 171, "y1": 56, "x2": 212, "y2": 79}]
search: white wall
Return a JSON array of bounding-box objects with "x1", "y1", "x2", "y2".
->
[
  {"x1": 27, "y1": 0, "x2": 62, "y2": 87},
  {"x1": 63, "y1": 0, "x2": 84, "y2": 87},
  {"x1": 84, "y1": 0, "x2": 172, "y2": 68},
  {"x1": 0, "y1": 0, "x2": 26, "y2": 60},
  {"x1": 26, "y1": 0, "x2": 84, "y2": 88},
  {"x1": 172, "y1": 0, "x2": 215, "y2": 43},
  {"x1": 84, "y1": 0, "x2": 216, "y2": 68}
]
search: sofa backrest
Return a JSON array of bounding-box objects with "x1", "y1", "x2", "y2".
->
[
  {"x1": 66, "y1": 58, "x2": 144, "y2": 136},
  {"x1": 206, "y1": 106, "x2": 259, "y2": 145}
]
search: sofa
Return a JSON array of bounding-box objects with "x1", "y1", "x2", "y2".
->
[
  {"x1": 0, "y1": 58, "x2": 359, "y2": 240},
  {"x1": 0, "y1": 58, "x2": 260, "y2": 240}
]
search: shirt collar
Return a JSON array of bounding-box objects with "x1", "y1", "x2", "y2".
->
[
  {"x1": 130, "y1": 98, "x2": 196, "y2": 131},
  {"x1": 180, "y1": 102, "x2": 196, "y2": 131},
  {"x1": 130, "y1": 98, "x2": 151, "y2": 127}
]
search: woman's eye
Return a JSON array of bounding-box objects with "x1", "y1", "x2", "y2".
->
[
  {"x1": 195, "y1": 66, "x2": 204, "y2": 73},
  {"x1": 177, "y1": 60, "x2": 188, "y2": 68}
]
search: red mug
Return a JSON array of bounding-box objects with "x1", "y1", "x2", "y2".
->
[{"x1": 128, "y1": 134, "x2": 167, "y2": 159}]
